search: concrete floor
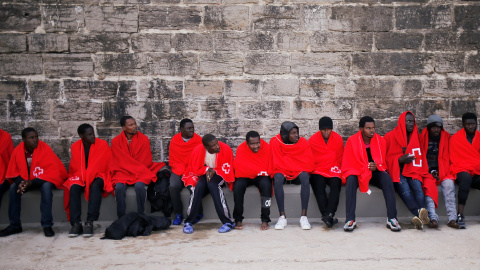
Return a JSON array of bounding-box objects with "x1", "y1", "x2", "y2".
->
[{"x1": 0, "y1": 217, "x2": 479, "y2": 269}]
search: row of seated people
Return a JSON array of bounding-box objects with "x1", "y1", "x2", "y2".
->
[{"x1": 0, "y1": 112, "x2": 478, "y2": 237}]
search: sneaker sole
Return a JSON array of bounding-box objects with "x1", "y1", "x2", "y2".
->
[
  {"x1": 419, "y1": 209, "x2": 430, "y2": 225},
  {"x1": 83, "y1": 234, "x2": 93, "y2": 238},
  {"x1": 412, "y1": 217, "x2": 423, "y2": 230},
  {"x1": 68, "y1": 234, "x2": 80, "y2": 238},
  {"x1": 301, "y1": 225, "x2": 311, "y2": 230},
  {"x1": 344, "y1": 225, "x2": 356, "y2": 232},
  {"x1": 386, "y1": 224, "x2": 402, "y2": 232}
]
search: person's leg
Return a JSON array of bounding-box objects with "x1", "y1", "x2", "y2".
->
[
  {"x1": 425, "y1": 196, "x2": 439, "y2": 226},
  {"x1": 169, "y1": 173, "x2": 184, "y2": 217},
  {"x1": 407, "y1": 178, "x2": 425, "y2": 210},
  {"x1": 69, "y1": 184, "x2": 83, "y2": 225},
  {"x1": 298, "y1": 172, "x2": 310, "y2": 216},
  {"x1": 86, "y1": 178, "x2": 104, "y2": 222},
  {"x1": 273, "y1": 173, "x2": 285, "y2": 215},
  {"x1": 115, "y1": 183, "x2": 127, "y2": 219},
  {"x1": 36, "y1": 179, "x2": 55, "y2": 229},
  {"x1": 456, "y1": 171, "x2": 472, "y2": 216},
  {"x1": 371, "y1": 171, "x2": 397, "y2": 220},
  {"x1": 256, "y1": 176, "x2": 272, "y2": 229},
  {"x1": 310, "y1": 174, "x2": 328, "y2": 217},
  {"x1": 326, "y1": 177, "x2": 342, "y2": 216},
  {"x1": 233, "y1": 178, "x2": 250, "y2": 228},
  {"x1": 470, "y1": 174, "x2": 480, "y2": 190},
  {"x1": 394, "y1": 175, "x2": 420, "y2": 216},
  {"x1": 207, "y1": 175, "x2": 234, "y2": 225},
  {"x1": 134, "y1": 182, "x2": 147, "y2": 215},
  {"x1": 184, "y1": 176, "x2": 208, "y2": 224},
  {"x1": 8, "y1": 181, "x2": 22, "y2": 229},
  {"x1": 441, "y1": 179, "x2": 458, "y2": 228},
  {"x1": 0, "y1": 181, "x2": 10, "y2": 209},
  {"x1": 345, "y1": 175, "x2": 359, "y2": 221}
]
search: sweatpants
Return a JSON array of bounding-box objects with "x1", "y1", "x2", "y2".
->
[
  {"x1": 310, "y1": 174, "x2": 342, "y2": 217},
  {"x1": 456, "y1": 171, "x2": 480, "y2": 206},
  {"x1": 273, "y1": 172, "x2": 310, "y2": 213},
  {"x1": 233, "y1": 176, "x2": 272, "y2": 223},
  {"x1": 69, "y1": 177, "x2": 104, "y2": 225}
]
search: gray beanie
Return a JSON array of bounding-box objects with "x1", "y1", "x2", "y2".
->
[{"x1": 426, "y1": 115, "x2": 443, "y2": 128}]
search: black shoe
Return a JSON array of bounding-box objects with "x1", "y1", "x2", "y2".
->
[
  {"x1": 83, "y1": 221, "x2": 93, "y2": 238},
  {"x1": 331, "y1": 217, "x2": 339, "y2": 227},
  {"x1": 457, "y1": 214, "x2": 466, "y2": 229},
  {"x1": 321, "y1": 215, "x2": 332, "y2": 228},
  {"x1": 0, "y1": 225, "x2": 22, "y2": 237},
  {"x1": 43, "y1": 227, "x2": 55, "y2": 237},
  {"x1": 68, "y1": 223, "x2": 83, "y2": 238}
]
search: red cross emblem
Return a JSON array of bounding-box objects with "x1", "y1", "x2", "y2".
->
[
  {"x1": 33, "y1": 167, "x2": 44, "y2": 178},
  {"x1": 222, "y1": 163, "x2": 231, "y2": 174}
]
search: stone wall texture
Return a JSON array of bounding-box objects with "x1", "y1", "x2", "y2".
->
[{"x1": 0, "y1": 0, "x2": 480, "y2": 164}]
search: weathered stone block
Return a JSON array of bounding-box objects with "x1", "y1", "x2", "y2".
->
[
  {"x1": 0, "y1": 55, "x2": 42, "y2": 75},
  {"x1": 139, "y1": 6, "x2": 202, "y2": 30},
  {"x1": 26, "y1": 121, "x2": 59, "y2": 137},
  {"x1": 42, "y1": 138, "x2": 71, "y2": 162},
  {"x1": 139, "y1": 121, "x2": 176, "y2": 138},
  {"x1": 352, "y1": 53, "x2": 433, "y2": 75},
  {"x1": 42, "y1": 5, "x2": 84, "y2": 32},
  {"x1": 146, "y1": 53, "x2": 198, "y2": 76},
  {"x1": 406, "y1": 99, "x2": 450, "y2": 119},
  {"x1": 250, "y1": 32, "x2": 275, "y2": 51},
  {"x1": 402, "y1": 80, "x2": 423, "y2": 98},
  {"x1": 71, "y1": 33, "x2": 130, "y2": 53},
  {"x1": 224, "y1": 0, "x2": 259, "y2": 3},
  {"x1": 299, "y1": 79, "x2": 336, "y2": 98},
  {"x1": 425, "y1": 32, "x2": 457, "y2": 51},
  {"x1": 85, "y1": 6, "x2": 138, "y2": 33},
  {"x1": 252, "y1": 6, "x2": 302, "y2": 30},
  {"x1": 311, "y1": 32, "x2": 373, "y2": 52},
  {"x1": 424, "y1": 79, "x2": 480, "y2": 97},
  {"x1": 184, "y1": 0, "x2": 220, "y2": 3},
  {"x1": 375, "y1": 33, "x2": 423, "y2": 50},
  {"x1": 329, "y1": 6, "x2": 393, "y2": 32},
  {"x1": 354, "y1": 78, "x2": 398, "y2": 98},
  {"x1": 0, "y1": 81, "x2": 26, "y2": 101},
  {"x1": 0, "y1": 5, "x2": 41, "y2": 32},
  {"x1": 199, "y1": 98, "x2": 236, "y2": 119},
  {"x1": 0, "y1": 34, "x2": 26, "y2": 53},
  {"x1": 238, "y1": 101, "x2": 290, "y2": 119},
  {"x1": 59, "y1": 120, "x2": 95, "y2": 138},
  {"x1": 172, "y1": 33, "x2": 213, "y2": 51},
  {"x1": 291, "y1": 53, "x2": 349, "y2": 75},
  {"x1": 303, "y1": 5, "x2": 329, "y2": 31},
  {"x1": 451, "y1": 100, "x2": 477, "y2": 117},
  {"x1": 8, "y1": 101, "x2": 51, "y2": 121},
  {"x1": 214, "y1": 32, "x2": 250, "y2": 51},
  {"x1": 162, "y1": 100, "x2": 199, "y2": 120},
  {"x1": 218, "y1": 119, "x2": 263, "y2": 137},
  {"x1": 138, "y1": 79, "x2": 183, "y2": 100},
  {"x1": 96, "y1": 121, "x2": 122, "y2": 138},
  {"x1": 132, "y1": 34, "x2": 171, "y2": 53},
  {"x1": 245, "y1": 53, "x2": 290, "y2": 75},
  {"x1": 185, "y1": 80, "x2": 223, "y2": 97},
  {"x1": 433, "y1": 53, "x2": 464, "y2": 73},
  {"x1": 466, "y1": 53, "x2": 480, "y2": 74},
  {"x1": 28, "y1": 81, "x2": 60, "y2": 101},
  {"x1": 0, "y1": 121, "x2": 23, "y2": 136},
  {"x1": 458, "y1": 31, "x2": 480, "y2": 50},
  {"x1": 190, "y1": 120, "x2": 219, "y2": 137},
  {"x1": 204, "y1": 6, "x2": 249, "y2": 31},
  {"x1": 396, "y1": 5, "x2": 452, "y2": 30},
  {"x1": 103, "y1": 101, "x2": 153, "y2": 122},
  {"x1": 44, "y1": 54, "x2": 94, "y2": 78},
  {"x1": 293, "y1": 99, "x2": 354, "y2": 120},
  {"x1": 225, "y1": 80, "x2": 260, "y2": 98},
  {"x1": 53, "y1": 101, "x2": 102, "y2": 121},
  {"x1": 263, "y1": 79, "x2": 300, "y2": 96},
  {"x1": 28, "y1": 34, "x2": 68, "y2": 53},
  {"x1": 94, "y1": 54, "x2": 147, "y2": 76},
  {"x1": 455, "y1": 6, "x2": 480, "y2": 30},
  {"x1": 356, "y1": 99, "x2": 406, "y2": 119},
  {"x1": 64, "y1": 80, "x2": 136, "y2": 101},
  {"x1": 199, "y1": 52, "x2": 243, "y2": 76},
  {"x1": 276, "y1": 32, "x2": 309, "y2": 52}
]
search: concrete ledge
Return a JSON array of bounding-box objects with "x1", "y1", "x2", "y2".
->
[{"x1": 1, "y1": 185, "x2": 480, "y2": 225}]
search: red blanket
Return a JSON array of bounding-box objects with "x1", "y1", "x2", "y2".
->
[
  {"x1": 309, "y1": 131, "x2": 344, "y2": 182},
  {"x1": 419, "y1": 128, "x2": 455, "y2": 182},
  {"x1": 182, "y1": 141, "x2": 234, "y2": 190},
  {"x1": 168, "y1": 132, "x2": 202, "y2": 176},
  {"x1": 341, "y1": 131, "x2": 387, "y2": 193},
  {"x1": 449, "y1": 128, "x2": 480, "y2": 176},
  {"x1": 0, "y1": 129, "x2": 14, "y2": 185},
  {"x1": 109, "y1": 131, "x2": 165, "y2": 189},
  {"x1": 234, "y1": 139, "x2": 272, "y2": 179},
  {"x1": 6, "y1": 140, "x2": 67, "y2": 188},
  {"x1": 269, "y1": 134, "x2": 314, "y2": 180}
]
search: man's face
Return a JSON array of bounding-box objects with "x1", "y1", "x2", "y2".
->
[
  {"x1": 123, "y1": 118, "x2": 138, "y2": 135},
  {"x1": 23, "y1": 131, "x2": 39, "y2": 150},
  {"x1": 247, "y1": 136, "x2": 261, "y2": 153},
  {"x1": 288, "y1": 128, "x2": 299, "y2": 144},
  {"x1": 428, "y1": 125, "x2": 442, "y2": 137},
  {"x1": 80, "y1": 127, "x2": 96, "y2": 145},
  {"x1": 360, "y1": 122, "x2": 375, "y2": 139},
  {"x1": 180, "y1": 122, "x2": 194, "y2": 139},
  {"x1": 463, "y1": 119, "x2": 477, "y2": 135},
  {"x1": 320, "y1": 128, "x2": 332, "y2": 140},
  {"x1": 405, "y1": 113, "x2": 415, "y2": 134},
  {"x1": 205, "y1": 139, "x2": 220, "y2": 154}
]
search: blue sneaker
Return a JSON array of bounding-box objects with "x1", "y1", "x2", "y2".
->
[
  {"x1": 193, "y1": 214, "x2": 204, "y2": 224},
  {"x1": 172, "y1": 214, "x2": 183, "y2": 226},
  {"x1": 183, "y1": 223, "x2": 193, "y2": 234},
  {"x1": 218, "y1": 223, "x2": 234, "y2": 233}
]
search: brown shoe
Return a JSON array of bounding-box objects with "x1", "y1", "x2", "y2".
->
[
  {"x1": 428, "y1": 219, "x2": 438, "y2": 228},
  {"x1": 447, "y1": 220, "x2": 460, "y2": 229}
]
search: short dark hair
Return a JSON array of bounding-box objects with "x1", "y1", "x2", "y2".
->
[
  {"x1": 120, "y1": 116, "x2": 134, "y2": 127},
  {"x1": 77, "y1": 123, "x2": 94, "y2": 135},
  {"x1": 246, "y1": 130, "x2": 260, "y2": 143},
  {"x1": 462, "y1": 112, "x2": 477, "y2": 123},
  {"x1": 21, "y1": 127, "x2": 37, "y2": 139},
  {"x1": 180, "y1": 118, "x2": 193, "y2": 129},
  {"x1": 202, "y1": 134, "x2": 216, "y2": 146},
  {"x1": 359, "y1": 116, "x2": 375, "y2": 128}
]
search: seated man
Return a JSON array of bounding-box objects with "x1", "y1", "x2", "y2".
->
[
  {"x1": 420, "y1": 115, "x2": 459, "y2": 229},
  {"x1": 0, "y1": 129, "x2": 14, "y2": 208},
  {"x1": 64, "y1": 124, "x2": 111, "y2": 237},
  {"x1": 308, "y1": 117, "x2": 344, "y2": 228},
  {"x1": 343, "y1": 116, "x2": 400, "y2": 232},
  {"x1": 270, "y1": 121, "x2": 314, "y2": 230},
  {"x1": 182, "y1": 134, "x2": 235, "y2": 234},
  {"x1": 384, "y1": 111, "x2": 433, "y2": 230},
  {"x1": 449, "y1": 112, "x2": 480, "y2": 229},
  {"x1": 168, "y1": 118, "x2": 203, "y2": 225},
  {"x1": 109, "y1": 116, "x2": 165, "y2": 219},
  {"x1": 0, "y1": 128, "x2": 67, "y2": 237},
  {"x1": 233, "y1": 131, "x2": 272, "y2": 230}
]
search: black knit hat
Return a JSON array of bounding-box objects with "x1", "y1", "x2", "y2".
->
[{"x1": 319, "y1": 117, "x2": 333, "y2": 130}]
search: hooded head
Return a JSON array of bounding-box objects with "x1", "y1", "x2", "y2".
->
[{"x1": 280, "y1": 121, "x2": 299, "y2": 144}]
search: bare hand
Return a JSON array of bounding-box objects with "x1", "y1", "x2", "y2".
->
[
  {"x1": 398, "y1": 154, "x2": 415, "y2": 164},
  {"x1": 17, "y1": 181, "x2": 31, "y2": 194},
  {"x1": 206, "y1": 168, "x2": 216, "y2": 182},
  {"x1": 368, "y1": 162, "x2": 377, "y2": 171},
  {"x1": 431, "y1": 170, "x2": 439, "y2": 180}
]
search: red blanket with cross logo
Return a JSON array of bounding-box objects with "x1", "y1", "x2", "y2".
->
[{"x1": 234, "y1": 139, "x2": 272, "y2": 179}]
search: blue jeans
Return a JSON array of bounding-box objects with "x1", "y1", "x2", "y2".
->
[
  {"x1": 9, "y1": 178, "x2": 55, "y2": 228},
  {"x1": 394, "y1": 175, "x2": 424, "y2": 216}
]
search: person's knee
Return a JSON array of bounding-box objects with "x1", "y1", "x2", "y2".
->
[
  {"x1": 41, "y1": 181, "x2": 54, "y2": 192},
  {"x1": 70, "y1": 184, "x2": 82, "y2": 194},
  {"x1": 134, "y1": 182, "x2": 146, "y2": 192}
]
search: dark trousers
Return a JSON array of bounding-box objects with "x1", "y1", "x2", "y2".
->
[
  {"x1": 456, "y1": 171, "x2": 480, "y2": 205},
  {"x1": 345, "y1": 171, "x2": 397, "y2": 221},
  {"x1": 310, "y1": 174, "x2": 342, "y2": 217},
  {"x1": 233, "y1": 176, "x2": 272, "y2": 223},
  {"x1": 274, "y1": 172, "x2": 310, "y2": 213},
  {"x1": 185, "y1": 175, "x2": 233, "y2": 224},
  {"x1": 169, "y1": 173, "x2": 184, "y2": 215},
  {"x1": 9, "y1": 178, "x2": 55, "y2": 228},
  {"x1": 394, "y1": 175, "x2": 424, "y2": 216},
  {"x1": 0, "y1": 181, "x2": 10, "y2": 209},
  {"x1": 69, "y1": 177, "x2": 104, "y2": 225},
  {"x1": 115, "y1": 182, "x2": 147, "y2": 219}
]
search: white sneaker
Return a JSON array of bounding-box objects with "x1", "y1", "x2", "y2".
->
[
  {"x1": 300, "y1": 216, "x2": 311, "y2": 230},
  {"x1": 275, "y1": 215, "x2": 287, "y2": 230}
]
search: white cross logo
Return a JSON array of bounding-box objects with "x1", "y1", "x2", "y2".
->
[
  {"x1": 33, "y1": 167, "x2": 44, "y2": 178},
  {"x1": 258, "y1": 171, "x2": 268, "y2": 176},
  {"x1": 68, "y1": 176, "x2": 80, "y2": 182},
  {"x1": 222, "y1": 163, "x2": 231, "y2": 174},
  {"x1": 411, "y1": 148, "x2": 422, "y2": 167},
  {"x1": 330, "y1": 166, "x2": 341, "y2": 174}
]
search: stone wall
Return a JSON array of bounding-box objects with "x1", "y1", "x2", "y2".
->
[{"x1": 0, "y1": 0, "x2": 479, "y2": 163}]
